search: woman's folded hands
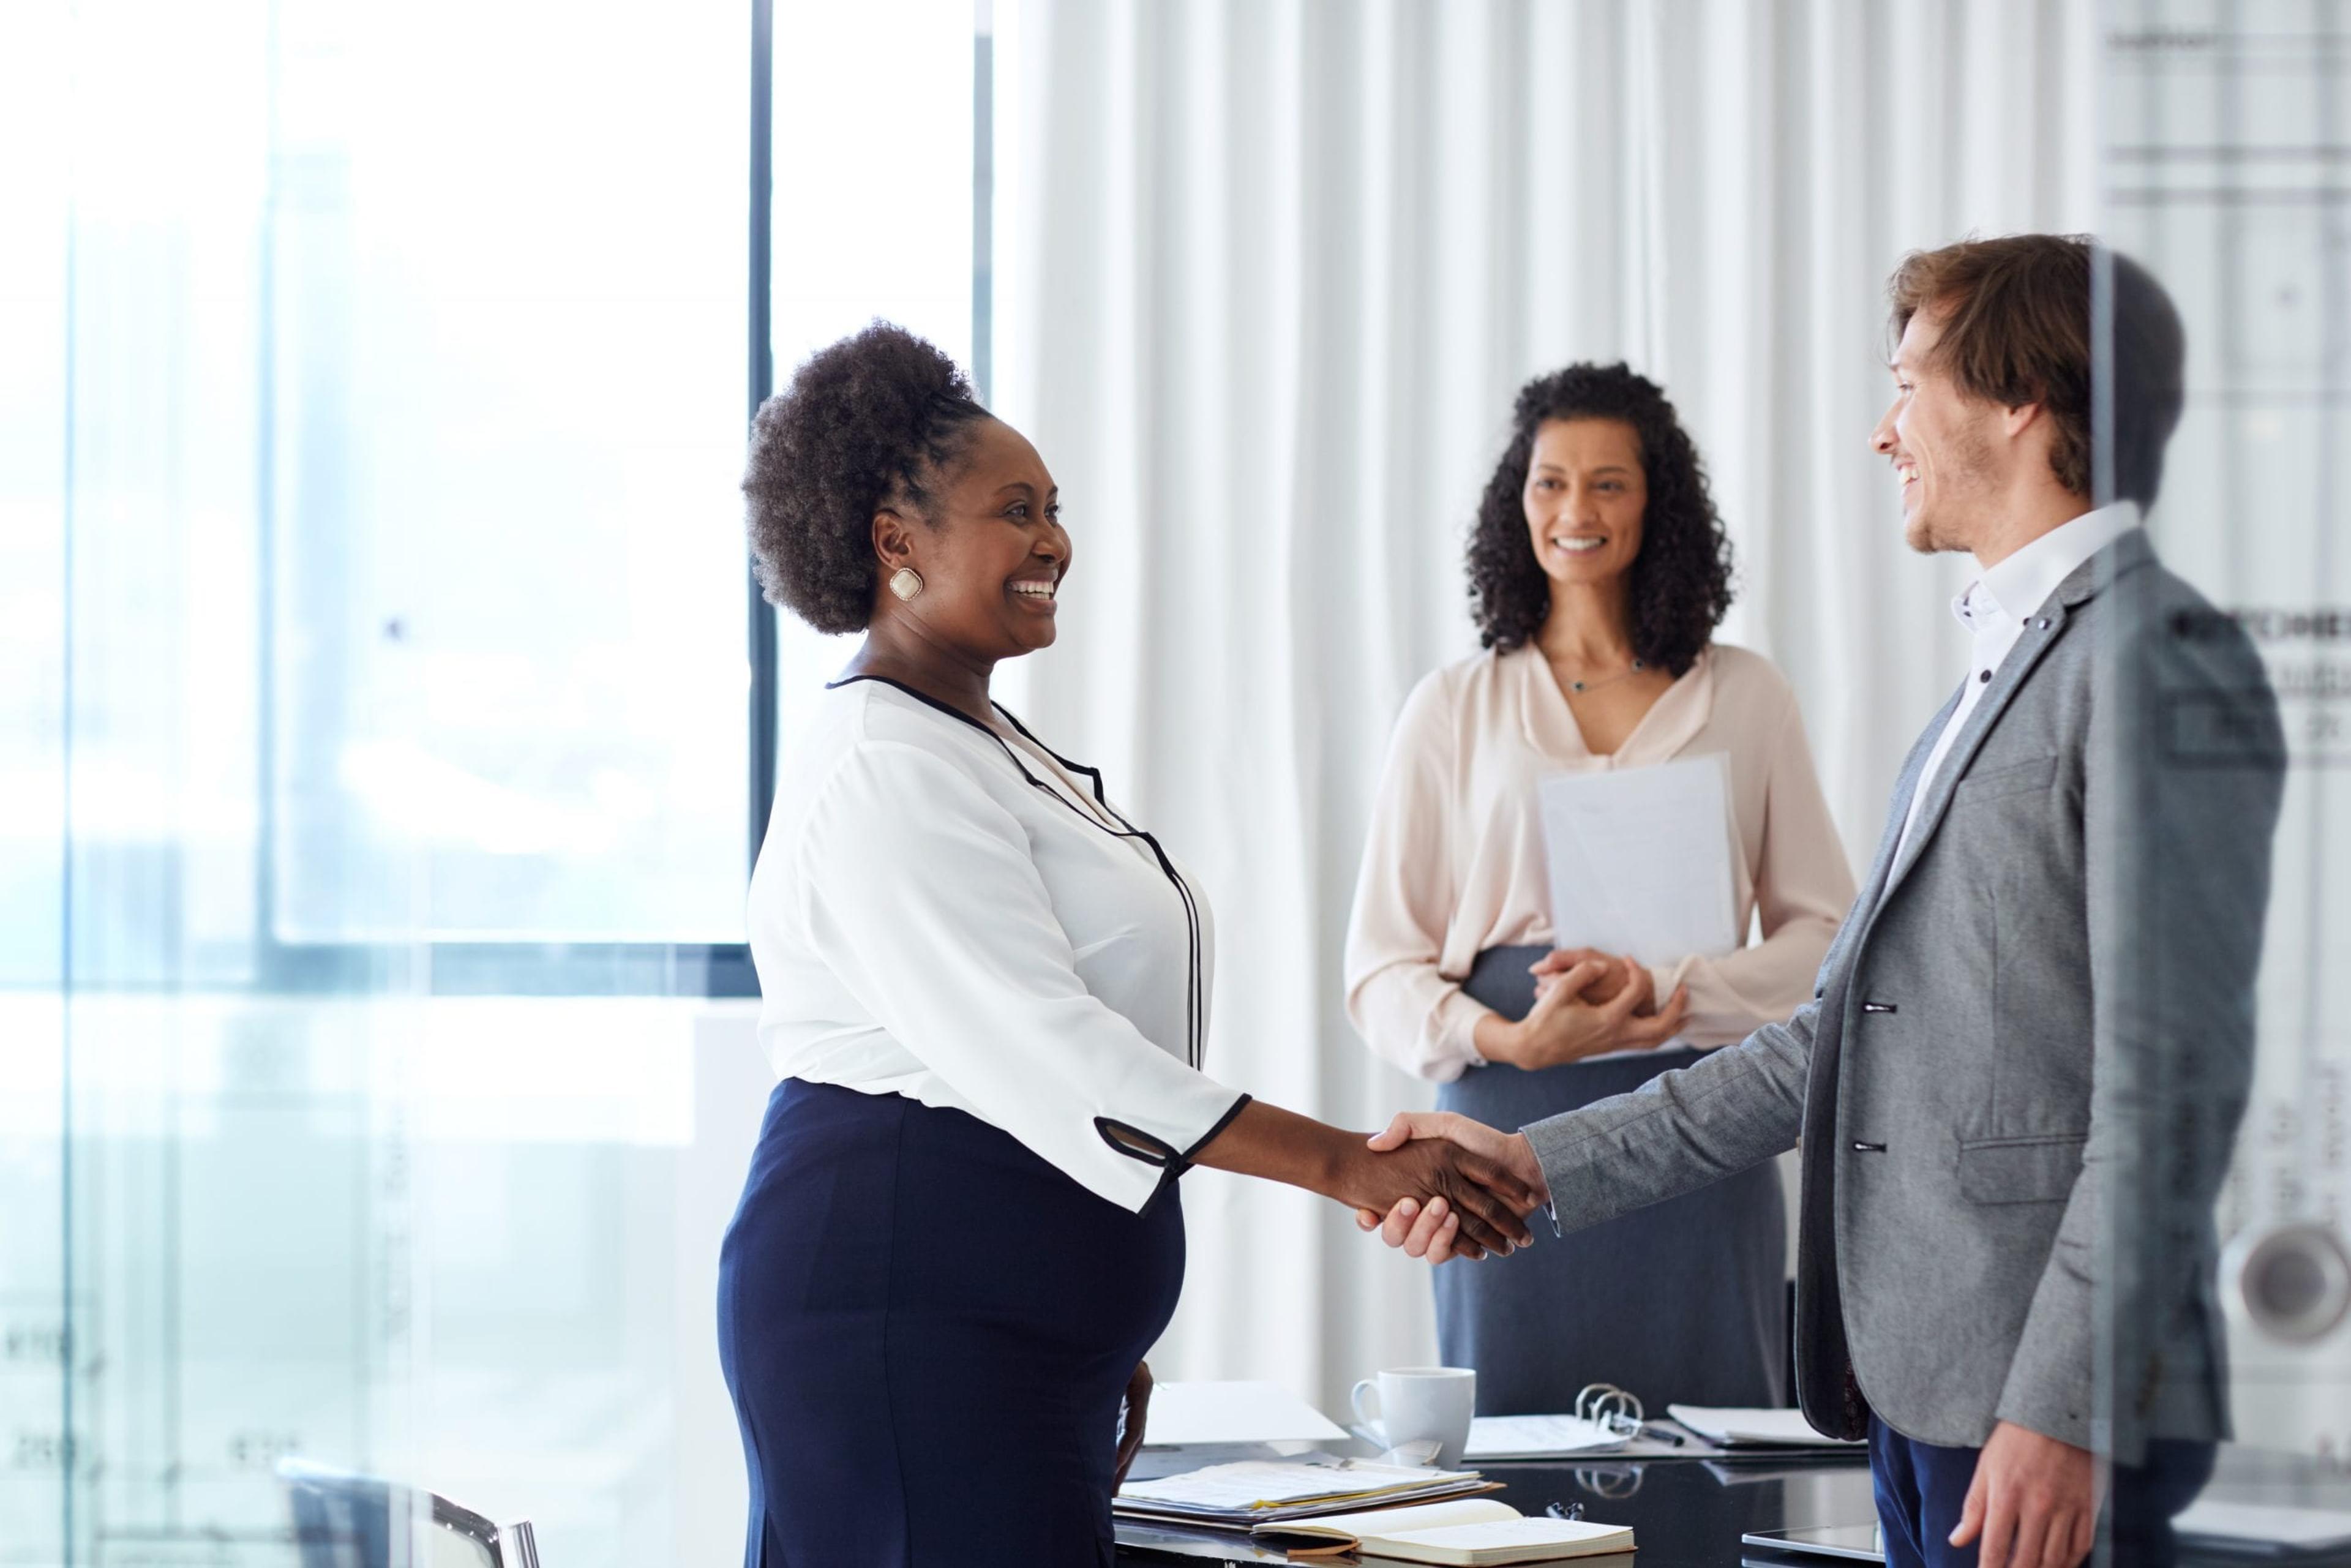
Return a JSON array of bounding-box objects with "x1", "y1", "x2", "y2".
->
[{"x1": 1473, "y1": 953, "x2": 1690, "y2": 1070}]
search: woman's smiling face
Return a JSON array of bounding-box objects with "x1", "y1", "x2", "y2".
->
[
  {"x1": 1521, "y1": 417, "x2": 1648, "y2": 590},
  {"x1": 880, "y1": 416, "x2": 1072, "y2": 662}
]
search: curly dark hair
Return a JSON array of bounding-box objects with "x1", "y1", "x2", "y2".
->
[
  {"x1": 1464, "y1": 362, "x2": 1734, "y2": 673},
  {"x1": 743, "y1": 322, "x2": 993, "y2": 634}
]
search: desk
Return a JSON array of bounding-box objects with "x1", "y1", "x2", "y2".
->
[
  {"x1": 1118, "y1": 1445, "x2": 2351, "y2": 1567},
  {"x1": 1116, "y1": 1450, "x2": 1877, "y2": 1567}
]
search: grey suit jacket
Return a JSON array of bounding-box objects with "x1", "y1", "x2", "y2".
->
[{"x1": 1521, "y1": 531, "x2": 2283, "y2": 1461}]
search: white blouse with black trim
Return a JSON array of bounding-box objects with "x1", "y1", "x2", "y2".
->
[{"x1": 746, "y1": 675, "x2": 1250, "y2": 1214}]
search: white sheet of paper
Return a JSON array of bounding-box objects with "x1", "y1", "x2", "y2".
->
[
  {"x1": 1140, "y1": 1380, "x2": 1349, "y2": 1448},
  {"x1": 2174, "y1": 1500, "x2": 2351, "y2": 1550},
  {"x1": 1539, "y1": 755, "x2": 1737, "y2": 967},
  {"x1": 1463, "y1": 1414, "x2": 1627, "y2": 1460},
  {"x1": 1385, "y1": 1517, "x2": 1629, "y2": 1548},
  {"x1": 1120, "y1": 1458, "x2": 1475, "y2": 1511},
  {"x1": 1666, "y1": 1405, "x2": 1864, "y2": 1446}
]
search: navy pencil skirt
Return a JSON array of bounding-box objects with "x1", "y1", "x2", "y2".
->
[{"x1": 716, "y1": 1078, "x2": 1186, "y2": 1568}]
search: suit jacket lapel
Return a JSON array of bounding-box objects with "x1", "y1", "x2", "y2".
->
[{"x1": 1873, "y1": 531, "x2": 2155, "y2": 905}]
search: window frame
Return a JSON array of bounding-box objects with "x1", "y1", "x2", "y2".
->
[{"x1": 241, "y1": 6, "x2": 776, "y2": 999}]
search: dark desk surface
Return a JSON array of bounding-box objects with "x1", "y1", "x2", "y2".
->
[
  {"x1": 1117, "y1": 1452, "x2": 1878, "y2": 1567},
  {"x1": 1118, "y1": 1444, "x2": 2351, "y2": 1567}
]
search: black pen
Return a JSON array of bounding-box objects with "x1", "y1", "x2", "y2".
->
[{"x1": 1637, "y1": 1422, "x2": 1685, "y2": 1447}]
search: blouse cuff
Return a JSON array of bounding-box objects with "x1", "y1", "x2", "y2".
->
[
  {"x1": 1093, "y1": 1092, "x2": 1253, "y2": 1214},
  {"x1": 1650, "y1": 957, "x2": 1696, "y2": 1011},
  {"x1": 1430, "y1": 990, "x2": 1491, "y2": 1079}
]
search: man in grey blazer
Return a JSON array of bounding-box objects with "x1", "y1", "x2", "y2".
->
[{"x1": 1358, "y1": 236, "x2": 2284, "y2": 1568}]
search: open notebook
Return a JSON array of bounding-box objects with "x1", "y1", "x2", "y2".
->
[{"x1": 1253, "y1": 1498, "x2": 1633, "y2": 1566}]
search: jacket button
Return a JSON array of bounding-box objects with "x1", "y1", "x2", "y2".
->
[
  {"x1": 1851, "y1": 1140, "x2": 1888, "y2": 1153},
  {"x1": 2037, "y1": 617, "x2": 2052, "y2": 630},
  {"x1": 1978, "y1": 669, "x2": 1992, "y2": 683}
]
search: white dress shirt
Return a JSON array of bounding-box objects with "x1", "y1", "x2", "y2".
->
[
  {"x1": 1894, "y1": 502, "x2": 2141, "y2": 859},
  {"x1": 746, "y1": 677, "x2": 1247, "y2": 1214}
]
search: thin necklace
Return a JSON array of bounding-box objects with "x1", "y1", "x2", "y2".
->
[{"x1": 1558, "y1": 656, "x2": 1646, "y2": 695}]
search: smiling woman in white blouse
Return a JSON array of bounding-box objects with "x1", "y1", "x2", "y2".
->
[
  {"x1": 716, "y1": 324, "x2": 1537, "y2": 1568},
  {"x1": 1343, "y1": 363, "x2": 1857, "y2": 1417}
]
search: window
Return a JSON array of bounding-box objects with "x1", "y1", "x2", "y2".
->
[{"x1": 2, "y1": 4, "x2": 992, "y2": 1566}]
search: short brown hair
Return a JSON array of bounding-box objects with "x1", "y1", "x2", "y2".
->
[{"x1": 1888, "y1": 234, "x2": 2185, "y2": 507}]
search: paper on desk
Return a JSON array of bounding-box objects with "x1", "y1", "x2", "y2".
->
[
  {"x1": 1142, "y1": 1381, "x2": 1349, "y2": 1448},
  {"x1": 1117, "y1": 1457, "x2": 1485, "y2": 1518},
  {"x1": 2174, "y1": 1499, "x2": 2351, "y2": 1550},
  {"x1": 1463, "y1": 1414, "x2": 1627, "y2": 1460},
  {"x1": 1667, "y1": 1405, "x2": 1864, "y2": 1447},
  {"x1": 1539, "y1": 754, "x2": 1737, "y2": 967}
]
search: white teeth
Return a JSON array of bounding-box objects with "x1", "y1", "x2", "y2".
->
[
  {"x1": 1551, "y1": 536, "x2": 1605, "y2": 553},
  {"x1": 1011, "y1": 581, "x2": 1056, "y2": 598}
]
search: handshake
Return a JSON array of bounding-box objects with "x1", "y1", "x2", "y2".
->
[
  {"x1": 1210, "y1": 951, "x2": 1677, "y2": 1259},
  {"x1": 1342, "y1": 1111, "x2": 1548, "y2": 1264},
  {"x1": 1327, "y1": 948, "x2": 1682, "y2": 1262}
]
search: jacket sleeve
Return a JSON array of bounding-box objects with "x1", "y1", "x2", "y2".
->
[
  {"x1": 1995, "y1": 597, "x2": 2284, "y2": 1460},
  {"x1": 1523, "y1": 996, "x2": 1817, "y2": 1232}
]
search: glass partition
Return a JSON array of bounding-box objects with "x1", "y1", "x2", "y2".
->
[
  {"x1": 4, "y1": 1, "x2": 988, "y2": 1562},
  {"x1": 2102, "y1": 0, "x2": 2351, "y2": 1535},
  {"x1": 2, "y1": 1, "x2": 762, "y2": 1564}
]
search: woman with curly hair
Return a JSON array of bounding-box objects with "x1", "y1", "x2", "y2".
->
[
  {"x1": 717, "y1": 323, "x2": 1537, "y2": 1567},
  {"x1": 1343, "y1": 362, "x2": 1855, "y2": 1412}
]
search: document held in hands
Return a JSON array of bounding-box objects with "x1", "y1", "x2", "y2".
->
[{"x1": 1538, "y1": 754, "x2": 1738, "y2": 967}]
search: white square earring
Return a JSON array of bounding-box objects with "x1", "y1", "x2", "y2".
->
[{"x1": 888, "y1": 567, "x2": 924, "y2": 602}]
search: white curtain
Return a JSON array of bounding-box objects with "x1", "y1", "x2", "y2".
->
[{"x1": 989, "y1": 0, "x2": 2098, "y2": 1415}]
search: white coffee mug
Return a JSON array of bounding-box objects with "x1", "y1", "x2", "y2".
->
[{"x1": 1349, "y1": 1366, "x2": 1476, "y2": 1468}]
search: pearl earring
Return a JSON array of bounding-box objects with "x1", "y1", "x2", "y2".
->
[{"x1": 888, "y1": 566, "x2": 924, "y2": 602}]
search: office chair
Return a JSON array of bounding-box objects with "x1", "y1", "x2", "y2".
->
[{"x1": 279, "y1": 1458, "x2": 542, "y2": 1568}]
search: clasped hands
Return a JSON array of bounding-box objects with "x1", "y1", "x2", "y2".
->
[{"x1": 1474, "y1": 949, "x2": 1689, "y2": 1070}]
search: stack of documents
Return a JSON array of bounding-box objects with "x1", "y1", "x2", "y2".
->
[
  {"x1": 1115, "y1": 1456, "x2": 1497, "y2": 1528},
  {"x1": 1667, "y1": 1405, "x2": 1866, "y2": 1448}
]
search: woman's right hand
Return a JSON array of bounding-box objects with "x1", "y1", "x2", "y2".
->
[
  {"x1": 1479, "y1": 957, "x2": 1689, "y2": 1070},
  {"x1": 1327, "y1": 1134, "x2": 1540, "y2": 1260}
]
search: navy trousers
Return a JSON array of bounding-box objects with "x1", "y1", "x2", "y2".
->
[
  {"x1": 1870, "y1": 1418, "x2": 2216, "y2": 1568},
  {"x1": 717, "y1": 1079, "x2": 1187, "y2": 1568}
]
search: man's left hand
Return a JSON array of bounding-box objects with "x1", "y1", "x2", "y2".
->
[{"x1": 1949, "y1": 1420, "x2": 2104, "y2": 1568}]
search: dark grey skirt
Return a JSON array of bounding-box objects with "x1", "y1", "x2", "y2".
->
[{"x1": 1433, "y1": 945, "x2": 1788, "y2": 1416}]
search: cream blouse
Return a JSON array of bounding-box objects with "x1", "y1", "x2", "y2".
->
[{"x1": 1344, "y1": 643, "x2": 1856, "y2": 1081}]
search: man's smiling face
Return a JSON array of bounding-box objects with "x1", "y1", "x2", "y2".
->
[{"x1": 1870, "y1": 306, "x2": 2006, "y2": 557}]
